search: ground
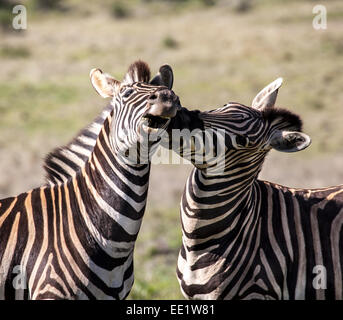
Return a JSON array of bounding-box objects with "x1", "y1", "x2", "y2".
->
[{"x1": 0, "y1": 0, "x2": 342, "y2": 299}]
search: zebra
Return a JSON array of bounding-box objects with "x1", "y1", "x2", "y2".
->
[
  {"x1": 0, "y1": 60, "x2": 181, "y2": 300},
  {"x1": 172, "y1": 78, "x2": 343, "y2": 300}
]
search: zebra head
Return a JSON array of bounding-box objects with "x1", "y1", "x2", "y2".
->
[
  {"x1": 90, "y1": 60, "x2": 181, "y2": 164},
  {"x1": 167, "y1": 78, "x2": 311, "y2": 176}
]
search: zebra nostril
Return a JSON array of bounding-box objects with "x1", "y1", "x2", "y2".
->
[
  {"x1": 296, "y1": 136, "x2": 304, "y2": 142},
  {"x1": 149, "y1": 94, "x2": 158, "y2": 101}
]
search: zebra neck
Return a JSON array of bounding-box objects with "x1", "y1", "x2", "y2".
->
[
  {"x1": 181, "y1": 167, "x2": 260, "y2": 245},
  {"x1": 44, "y1": 105, "x2": 150, "y2": 184},
  {"x1": 190, "y1": 158, "x2": 262, "y2": 200},
  {"x1": 74, "y1": 111, "x2": 150, "y2": 245},
  {"x1": 45, "y1": 107, "x2": 151, "y2": 255}
]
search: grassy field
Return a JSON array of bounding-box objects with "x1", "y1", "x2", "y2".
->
[{"x1": 0, "y1": 0, "x2": 342, "y2": 299}]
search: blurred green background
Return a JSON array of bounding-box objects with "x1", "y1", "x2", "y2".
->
[{"x1": 0, "y1": 0, "x2": 342, "y2": 299}]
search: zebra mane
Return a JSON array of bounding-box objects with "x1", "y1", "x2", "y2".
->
[
  {"x1": 262, "y1": 108, "x2": 303, "y2": 131},
  {"x1": 43, "y1": 104, "x2": 113, "y2": 185},
  {"x1": 123, "y1": 60, "x2": 151, "y2": 84}
]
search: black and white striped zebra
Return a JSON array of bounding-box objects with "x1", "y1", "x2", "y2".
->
[
  {"x1": 0, "y1": 60, "x2": 181, "y2": 300},
  {"x1": 173, "y1": 78, "x2": 343, "y2": 300}
]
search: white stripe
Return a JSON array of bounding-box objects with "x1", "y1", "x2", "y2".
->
[
  {"x1": 293, "y1": 198, "x2": 306, "y2": 300},
  {"x1": 331, "y1": 208, "x2": 343, "y2": 300}
]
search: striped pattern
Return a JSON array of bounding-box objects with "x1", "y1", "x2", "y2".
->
[
  {"x1": 0, "y1": 111, "x2": 146, "y2": 299},
  {"x1": 175, "y1": 102, "x2": 343, "y2": 300},
  {"x1": 0, "y1": 61, "x2": 178, "y2": 299}
]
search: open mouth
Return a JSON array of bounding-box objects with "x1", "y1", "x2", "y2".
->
[{"x1": 141, "y1": 114, "x2": 171, "y2": 133}]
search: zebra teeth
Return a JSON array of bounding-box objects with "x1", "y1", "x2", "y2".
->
[
  {"x1": 141, "y1": 114, "x2": 170, "y2": 130},
  {"x1": 141, "y1": 124, "x2": 159, "y2": 134}
]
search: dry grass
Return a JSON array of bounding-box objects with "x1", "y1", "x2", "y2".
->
[{"x1": 0, "y1": 0, "x2": 342, "y2": 299}]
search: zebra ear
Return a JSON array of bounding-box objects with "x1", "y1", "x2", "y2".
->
[
  {"x1": 149, "y1": 64, "x2": 174, "y2": 89},
  {"x1": 252, "y1": 78, "x2": 283, "y2": 111},
  {"x1": 90, "y1": 68, "x2": 120, "y2": 98},
  {"x1": 269, "y1": 130, "x2": 311, "y2": 153}
]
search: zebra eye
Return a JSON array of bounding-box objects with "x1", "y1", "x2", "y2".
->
[{"x1": 123, "y1": 88, "x2": 134, "y2": 98}]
